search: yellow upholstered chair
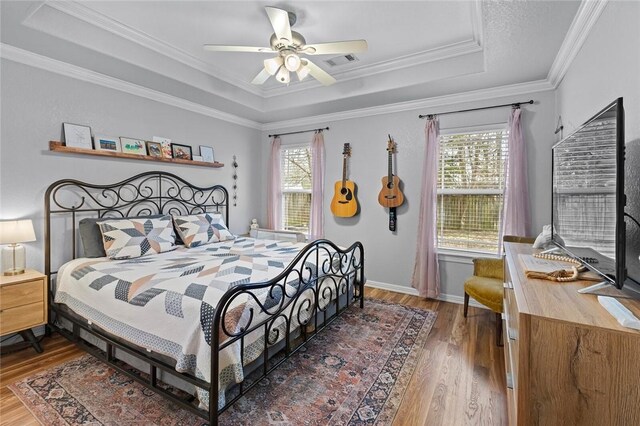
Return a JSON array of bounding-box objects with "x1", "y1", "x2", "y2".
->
[{"x1": 463, "y1": 236, "x2": 535, "y2": 346}]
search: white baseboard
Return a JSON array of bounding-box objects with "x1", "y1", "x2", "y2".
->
[{"x1": 365, "y1": 280, "x2": 487, "y2": 309}]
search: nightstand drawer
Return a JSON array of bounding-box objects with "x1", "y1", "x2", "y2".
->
[
  {"x1": 0, "y1": 302, "x2": 45, "y2": 335},
  {"x1": 0, "y1": 279, "x2": 45, "y2": 310}
]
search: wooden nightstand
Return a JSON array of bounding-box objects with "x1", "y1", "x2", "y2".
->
[{"x1": 0, "y1": 270, "x2": 47, "y2": 353}]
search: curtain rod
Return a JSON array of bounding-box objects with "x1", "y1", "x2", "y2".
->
[
  {"x1": 418, "y1": 100, "x2": 534, "y2": 119},
  {"x1": 268, "y1": 127, "x2": 329, "y2": 138}
]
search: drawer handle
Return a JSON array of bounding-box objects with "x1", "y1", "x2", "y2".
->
[
  {"x1": 504, "y1": 281, "x2": 513, "y2": 290},
  {"x1": 508, "y1": 328, "x2": 517, "y2": 341},
  {"x1": 506, "y1": 372, "x2": 514, "y2": 390}
]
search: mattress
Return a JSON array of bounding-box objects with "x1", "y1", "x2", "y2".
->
[{"x1": 54, "y1": 236, "x2": 346, "y2": 408}]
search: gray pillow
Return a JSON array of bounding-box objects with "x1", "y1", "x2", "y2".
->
[{"x1": 79, "y1": 215, "x2": 163, "y2": 258}]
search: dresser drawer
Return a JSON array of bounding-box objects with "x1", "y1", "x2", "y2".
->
[
  {"x1": 0, "y1": 279, "x2": 45, "y2": 310},
  {"x1": 0, "y1": 302, "x2": 45, "y2": 335}
]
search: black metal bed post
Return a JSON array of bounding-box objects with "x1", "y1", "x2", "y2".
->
[
  {"x1": 210, "y1": 307, "x2": 221, "y2": 425},
  {"x1": 360, "y1": 244, "x2": 365, "y2": 308}
]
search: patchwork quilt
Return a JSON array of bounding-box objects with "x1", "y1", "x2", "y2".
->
[{"x1": 54, "y1": 237, "x2": 347, "y2": 409}]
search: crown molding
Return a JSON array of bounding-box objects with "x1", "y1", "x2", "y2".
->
[
  {"x1": 547, "y1": 0, "x2": 608, "y2": 88},
  {"x1": 41, "y1": 1, "x2": 263, "y2": 97},
  {"x1": 0, "y1": 43, "x2": 262, "y2": 130},
  {"x1": 42, "y1": 1, "x2": 485, "y2": 100},
  {"x1": 261, "y1": 79, "x2": 554, "y2": 131}
]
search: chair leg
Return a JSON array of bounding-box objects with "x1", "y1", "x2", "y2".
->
[
  {"x1": 496, "y1": 313, "x2": 504, "y2": 347},
  {"x1": 463, "y1": 292, "x2": 469, "y2": 318}
]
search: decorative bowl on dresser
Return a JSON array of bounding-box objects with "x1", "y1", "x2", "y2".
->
[{"x1": 0, "y1": 270, "x2": 47, "y2": 353}]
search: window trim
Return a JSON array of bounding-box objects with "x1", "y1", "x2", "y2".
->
[{"x1": 436, "y1": 123, "x2": 509, "y2": 253}]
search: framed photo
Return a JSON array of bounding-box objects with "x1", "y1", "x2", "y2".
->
[
  {"x1": 120, "y1": 137, "x2": 147, "y2": 155},
  {"x1": 146, "y1": 141, "x2": 163, "y2": 158},
  {"x1": 153, "y1": 136, "x2": 173, "y2": 159},
  {"x1": 94, "y1": 135, "x2": 121, "y2": 152},
  {"x1": 171, "y1": 143, "x2": 193, "y2": 160},
  {"x1": 200, "y1": 145, "x2": 215, "y2": 163},
  {"x1": 63, "y1": 123, "x2": 93, "y2": 149}
]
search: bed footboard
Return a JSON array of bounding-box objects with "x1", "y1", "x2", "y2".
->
[{"x1": 210, "y1": 238, "x2": 365, "y2": 423}]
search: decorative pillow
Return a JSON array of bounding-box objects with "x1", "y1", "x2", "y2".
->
[
  {"x1": 79, "y1": 215, "x2": 163, "y2": 258},
  {"x1": 172, "y1": 213, "x2": 234, "y2": 248},
  {"x1": 97, "y1": 215, "x2": 176, "y2": 259}
]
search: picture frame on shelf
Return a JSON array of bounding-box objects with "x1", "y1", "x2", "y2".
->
[
  {"x1": 94, "y1": 135, "x2": 121, "y2": 152},
  {"x1": 120, "y1": 137, "x2": 147, "y2": 155},
  {"x1": 153, "y1": 136, "x2": 173, "y2": 159},
  {"x1": 171, "y1": 143, "x2": 193, "y2": 160},
  {"x1": 63, "y1": 123, "x2": 93, "y2": 150},
  {"x1": 200, "y1": 145, "x2": 215, "y2": 163},
  {"x1": 146, "y1": 141, "x2": 163, "y2": 158}
]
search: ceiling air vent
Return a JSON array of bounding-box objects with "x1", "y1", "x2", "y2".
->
[{"x1": 324, "y1": 54, "x2": 359, "y2": 67}]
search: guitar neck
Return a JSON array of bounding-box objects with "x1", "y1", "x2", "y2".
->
[
  {"x1": 387, "y1": 150, "x2": 392, "y2": 181},
  {"x1": 342, "y1": 156, "x2": 347, "y2": 188}
]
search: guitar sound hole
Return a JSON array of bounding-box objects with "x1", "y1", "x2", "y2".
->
[
  {"x1": 386, "y1": 182, "x2": 394, "y2": 189},
  {"x1": 341, "y1": 188, "x2": 348, "y2": 195}
]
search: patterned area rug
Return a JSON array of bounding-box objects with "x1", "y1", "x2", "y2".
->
[{"x1": 9, "y1": 298, "x2": 437, "y2": 425}]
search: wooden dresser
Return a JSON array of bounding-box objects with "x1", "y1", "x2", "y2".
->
[{"x1": 503, "y1": 243, "x2": 640, "y2": 426}]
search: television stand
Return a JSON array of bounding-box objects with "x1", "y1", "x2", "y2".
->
[{"x1": 577, "y1": 280, "x2": 640, "y2": 299}]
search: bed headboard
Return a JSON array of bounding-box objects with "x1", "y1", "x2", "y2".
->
[{"x1": 44, "y1": 171, "x2": 229, "y2": 278}]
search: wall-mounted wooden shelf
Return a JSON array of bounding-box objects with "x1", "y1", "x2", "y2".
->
[{"x1": 49, "y1": 141, "x2": 224, "y2": 168}]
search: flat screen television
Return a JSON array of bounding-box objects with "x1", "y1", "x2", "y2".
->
[{"x1": 552, "y1": 98, "x2": 639, "y2": 296}]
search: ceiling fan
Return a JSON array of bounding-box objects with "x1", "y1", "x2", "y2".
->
[{"x1": 203, "y1": 6, "x2": 367, "y2": 86}]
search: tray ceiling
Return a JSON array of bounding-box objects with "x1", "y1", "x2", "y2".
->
[{"x1": 0, "y1": 1, "x2": 581, "y2": 124}]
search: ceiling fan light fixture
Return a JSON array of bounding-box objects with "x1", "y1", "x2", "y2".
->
[
  {"x1": 284, "y1": 52, "x2": 301, "y2": 72},
  {"x1": 296, "y1": 65, "x2": 311, "y2": 81},
  {"x1": 276, "y1": 66, "x2": 291, "y2": 84},
  {"x1": 264, "y1": 56, "x2": 283, "y2": 75}
]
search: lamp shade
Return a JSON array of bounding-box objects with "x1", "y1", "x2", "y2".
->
[
  {"x1": 0, "y1": 220, "x2": 36, "y2": 244},
  {"x1": 264, "y1": 56, "x2": 284, "y2": 75}
]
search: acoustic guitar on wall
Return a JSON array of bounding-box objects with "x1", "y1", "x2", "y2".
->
[
  {"x1": 330, "y1": 143, "x2": 359, "y2": 217},
  {"x1": 378, "y1": 135, "x2": 404, "y2": 231},
  {"x1": 378, "y1": 135, "x2": 404, "y2": 208}
]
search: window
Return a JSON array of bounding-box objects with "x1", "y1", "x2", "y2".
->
[
  {"x1": 437, "y1": 128, "x2": 509, "y2": 253},
  {"x1": 281, "y1": 145, "x2": 312, "y2": 234}
]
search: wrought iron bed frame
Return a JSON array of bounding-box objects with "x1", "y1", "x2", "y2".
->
[{"x1": 44, "y1": 171, "x2": 365, "y2": 425}]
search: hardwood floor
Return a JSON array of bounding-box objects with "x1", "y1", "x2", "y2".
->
[{"x1": 0, "y1": 288, "x2": 507, "y2": 425}]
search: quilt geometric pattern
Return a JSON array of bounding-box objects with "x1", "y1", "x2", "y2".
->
[
  {"x1": 54, "y1": 237, "x2": 343, "y2": 410},
  {"x1": 173, "y1": 213, "x2": 235, "y2": 248},
  {"x1": 98, "y1": 215, "x2": 176, "y2": 260}
]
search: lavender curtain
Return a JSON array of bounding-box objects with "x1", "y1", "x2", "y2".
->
[
  {"x1": 500, "y1": 107, "x2": 531, "y2": 250},
  {"x1": 267, "y1": 136, "x2": 282, "y2": 230},
  {"x1": 310, "y1": 131, "x2": 325, "y2": 240},
  {"x1": 412, "y1": 118, "x2": 440, "y2": 299}
]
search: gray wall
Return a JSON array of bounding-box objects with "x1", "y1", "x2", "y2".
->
[
  {"x1": 261, "y1": 90, "x2": 556, "y2": 299},
  {"x1": 0, "y1": 59, "x2": 262, "y2": 272}
]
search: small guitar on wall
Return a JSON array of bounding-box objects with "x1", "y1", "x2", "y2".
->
[
  {"x1": 378, "y1": 135, "x2": 404, "y2": 231},
  {"x1": 330, "y1": 143, "x2": 359, "y2": 217}
]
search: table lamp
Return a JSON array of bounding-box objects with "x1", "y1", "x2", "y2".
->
[{"x1": 0, "y1": 219, "x2": 36, "y2": 276}]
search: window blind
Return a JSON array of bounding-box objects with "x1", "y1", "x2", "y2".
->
[
  {"x1": 281, "y1": 146, "x2": 312, "y2": 233},
  {"x1": 437, "y1": 129, "x2": 509, "y2": 252},
  {"x1": 553, "y1": 118, "x2": 617, "y2": 256}
]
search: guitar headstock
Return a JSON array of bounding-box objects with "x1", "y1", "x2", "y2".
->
[
  {"x1": 386, "y1": 135, "x2": 396, "y2": 153},
  {"x1": 342, "y1": 143, "x2": 351, "y2": 157}
]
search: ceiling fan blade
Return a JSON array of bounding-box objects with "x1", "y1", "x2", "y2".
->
[
  {"x1": 303, "y1": 40, "x2": 368, "y2": 55},
  {"x1": 203, "y1": 45, "x2": 274, "y2": 53},
  {"x1": 251, "y1": 68, "x2": 272, "y2": 85},
  {"x1": 302, "y1": 59, "x2": 336, "y2": 86},
  {"x1": 265, "y1": 7, "x2": 293, "y2": 43}
]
